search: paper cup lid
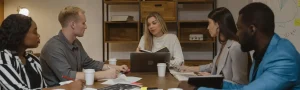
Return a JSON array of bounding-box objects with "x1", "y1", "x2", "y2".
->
[
  {"x1": 168, "y1": 88, "x2": 183, "y2": 90},
  {"x1": 84, "y1": 69, "x2": 95, "y2": 73},
  {"x1": 109, "y1": 58, "x2": 117, "y2": 61},
  {"x1": 157, "y1": 63, "x2": 166, "y2": 66}
]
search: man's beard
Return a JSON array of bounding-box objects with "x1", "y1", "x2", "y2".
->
[{"x1": 239, "y1": 32, "x2": 255, "y2": 52}]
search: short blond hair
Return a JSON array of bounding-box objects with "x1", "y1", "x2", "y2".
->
[{"x1": 58, "y1": 6, "x2": 85, "y2": 27}]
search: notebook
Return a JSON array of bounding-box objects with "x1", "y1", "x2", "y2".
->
[{"x1": 139, "y1": 47, "x2": 169, "y2": 53}]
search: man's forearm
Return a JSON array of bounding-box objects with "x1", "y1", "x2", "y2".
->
[{"x1": 75, "y1": 72, "x2": 85, "y2": 80}]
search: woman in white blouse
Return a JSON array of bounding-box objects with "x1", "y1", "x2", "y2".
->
[{"x1": 136, "y1": 12, "x2": 184, "y2": 67}]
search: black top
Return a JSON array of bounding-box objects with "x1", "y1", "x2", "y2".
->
[
  {"x1": 251, "y1": 44, "x2": 270, "y2": 81},
  {"x1": 24, "y1": 54, "x2": 43, "y2": 89}
]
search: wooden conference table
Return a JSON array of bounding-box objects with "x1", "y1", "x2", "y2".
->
[{"x1": 91, "y1": 72, "x2": 181, "y2": 89}]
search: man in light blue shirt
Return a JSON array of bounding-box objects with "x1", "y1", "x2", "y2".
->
[{"x1": 198, "y1": 2, "x2": 300, "y2": 90}]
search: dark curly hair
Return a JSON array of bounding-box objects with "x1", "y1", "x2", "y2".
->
[{"x1": 0, "y1": 14, "x2": 33, "y2": 51}]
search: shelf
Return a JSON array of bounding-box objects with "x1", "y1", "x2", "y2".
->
[
  {"x1": 180, "y1": 40, "x2": 215, "y2": 43},
  {"x1": 179, "y1": 20, "x2": 208, "y2": 23},
  {"x1": 104, "y1": 1, "x2": 139, "y2": 5},
  {"x1": 104, "y1": 41, "x2": 139, "y2": 43},
  {"x1": 105, "y1": 21, "x2": 138, "y2": 23},
  {"x1": 178, "y1": 0, "x2": 214, "y2": 4},
  {"x1": 104, "y1": 22, "x2": 139, "y2": 42},
  {"x1": 179, "y1": 21, "x2": 212, "y2": 42},
  {"x1": 143, "y1": 0, "x2": 175, "y2": 1},
  {"x1": 141, "y1": 21, "x2": 177, "y2": 23}
]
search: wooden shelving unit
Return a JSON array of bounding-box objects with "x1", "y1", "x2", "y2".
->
[
  {"x1": 104, "y1": 21, "x2": 140, "y2": 42},
  {"x1": 102, "y1": 0, "x2": 217, "y2": 61},
  {"x1": 179, "y1": 20, "x2": 214, "y2": 43},
  {"x1": 104, "y1": 0, "x2": 140, "y2": 4},
  {"x1": 177, "y1": 0, "x2": 214, "y2": 4}
]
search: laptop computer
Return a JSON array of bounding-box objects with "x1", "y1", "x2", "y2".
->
[
  {"x1": 130, "y1": 52, "x2": 170, "y2": 72},
  {"x1": 187, "y1": 75, "x2": 224, "y2": 89}
]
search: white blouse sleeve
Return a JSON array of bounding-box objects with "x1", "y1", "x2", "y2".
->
[{"x1": 169, "y1": 35, "x2": 184, "y2": 67}]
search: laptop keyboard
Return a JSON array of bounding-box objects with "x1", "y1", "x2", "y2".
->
[{"x1": 98, "y1": 84, "x2": 140, "y2": 90}]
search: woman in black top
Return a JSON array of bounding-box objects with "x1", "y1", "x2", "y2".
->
[{"x1": 0, "y1": 14, "x2": 84, "y2": 90}]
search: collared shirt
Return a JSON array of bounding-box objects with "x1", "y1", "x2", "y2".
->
[
  {"x1": 40, "y1": 31, "x2": 104, "y2": 86},
  {"x1": 0, "y1": 49, "x2": 47, "y2": 90}
]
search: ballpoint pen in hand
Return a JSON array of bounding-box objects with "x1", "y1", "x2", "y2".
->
[{"x1": 62, "y1": 75, "x2": 74, "y2": 81}]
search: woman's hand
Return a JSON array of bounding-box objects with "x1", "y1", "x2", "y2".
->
[{"x1": 179, "y1": 66, "x2": 200, "y2": 72}]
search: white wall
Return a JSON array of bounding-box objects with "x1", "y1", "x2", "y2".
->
[
  {"x1": 4, "y1": 0, "x2": 104, "y2": 61},
  {"x1": 4, "y1": 0, "x2": 250, "y2": 61},
  {"x1": 217, "y1": 0, "x2": 251, "y2": 22}
]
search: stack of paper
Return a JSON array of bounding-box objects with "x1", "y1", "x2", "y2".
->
[{"x1": 101, "y1": 74, "x2": 142, "y2": 85}]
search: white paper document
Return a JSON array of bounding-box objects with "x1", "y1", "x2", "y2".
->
[
  {"x1": 101, "y1": 74, "x2": 142, "y2": 85},
  {"x1": 170, "y1": 70, "x2": 223, "y2": 81}
]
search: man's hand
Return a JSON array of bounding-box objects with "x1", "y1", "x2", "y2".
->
[
  {"x1": 105, "y1": 64, "x2": 129, "y2": 72},
  {"x1": 116, "y1": 65, "x2": 129, "y2": 72},
  {"x1": 95, "y1": 68, "x2": 119, "y2": 80}
]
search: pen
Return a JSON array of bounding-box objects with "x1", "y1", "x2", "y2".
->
[{"x1": 62, "y1": 75, "x2": 74, "y2": 80}]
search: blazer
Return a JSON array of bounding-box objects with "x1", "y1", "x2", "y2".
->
[
  {"x1": 199, "y1": 40, "x2": 249, "y2": 85},
  {"x1": 242, "y1": 34, "x2": 300, "y2": 90}
]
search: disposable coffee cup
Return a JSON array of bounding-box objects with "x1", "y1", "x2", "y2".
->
[
  {"x1": 157, "y1": 63, "x2": 167, "y2": 77},
  {"x1": 84, "y1": 69, "x2": 95, "y2": 85},
  {"x1": 168, "y1": 88, "x2": 183, "y2": 90},
  {"x1": 109, "y1": 58, "x2": 117, "y2": 65}
]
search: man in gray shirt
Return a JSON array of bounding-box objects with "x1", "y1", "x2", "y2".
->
[{"x1": 40, "y1": 6, "x2": 129, "y2": 86}]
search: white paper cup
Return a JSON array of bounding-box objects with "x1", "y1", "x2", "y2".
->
[
  {"x1": 84, "y1": 69, "x2": 95, "y2": 85},
  {"x1": 157, "y1": 63, "x2": 167, "y2": 77},
  {"x1": 168, "y1": 88, "x2": 183, "y2": 90},
  {"x1": 109, "y1": 58, "x2": 117, "y2": 65}
]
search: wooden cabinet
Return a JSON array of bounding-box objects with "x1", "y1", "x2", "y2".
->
[
  {"x1": 141, "y1": 1, "x2": 177, "y2": 22},
  {"x1": 104, "y1": 21, "x2": 140, "y2": 42},
  {"x1": 104, "y1": 0, "x2": 140, "y2": 4}
]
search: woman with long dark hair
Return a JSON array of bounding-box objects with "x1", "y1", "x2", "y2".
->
[{"x1": 180, "y1": 7, "x2": 250, "y2": 85}]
